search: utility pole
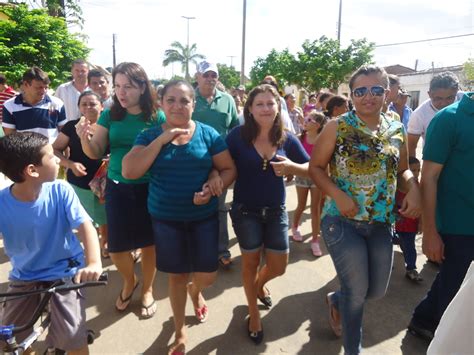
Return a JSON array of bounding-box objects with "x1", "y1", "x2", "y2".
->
[
  {"x1": 112, "y1": 33, "x2": 117, "y2": 68},
  {"x1": 240, "y1": 0, "x2": 247, "y2": 85},
  {"x1": 182, "y1": 16, "x2": 196, "y2": 80},
  {"x1": 337, "y1": 0, "x2": 342, "y2": 42},
  {"x1": 228, "y1": 56, "x2": 236, "y2": 68}
]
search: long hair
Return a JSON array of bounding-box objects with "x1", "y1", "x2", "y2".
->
[
  {"x1": 241, "y1": 84, "x2": 285, "y2": 146},
  {"x1": 110, "y1": 62, "x2": 155, "y2": 121}
]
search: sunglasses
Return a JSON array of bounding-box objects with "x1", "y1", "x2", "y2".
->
[
  {"x1": 352, "y1": 86, "x2": 386, "y2": 98},
  {"x1": 202, "y1": 72, "x2": 218, "y2": 79}
]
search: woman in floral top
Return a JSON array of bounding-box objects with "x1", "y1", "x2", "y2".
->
[{"x1": 309, "y1": 65, "x2": 421, "y2": 355}]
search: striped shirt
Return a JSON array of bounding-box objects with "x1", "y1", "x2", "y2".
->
[
  {"x1": 2, "y1": 94, "x2": 67, "y2": 143},
  {"x1": 0, "y1": 86, "x2": 16, "y2": 121}
]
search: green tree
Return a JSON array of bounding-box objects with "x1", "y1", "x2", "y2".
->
[
  {"x1": 463, "y1": 58, "x2": 474, "y2": 89},
  {"x1": 162, "y1": 41, "x2": 205, "y2": 81},
  {"x1": 0, "y1": 4, "x2": 89, "y2": 87},
  {"x1": 217, "y1": 64, "x2": 240, "y2": 90},
  {"x1": 250, "y1": 36, "x2": 374, "y2": 91},
  {"x1": 44, "y1": 0, "x2": 84, "y2": 27}
]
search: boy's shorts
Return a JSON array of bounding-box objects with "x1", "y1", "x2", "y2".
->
[{"x1": 0, "y1": 280, "x2": 88, "y2": 351}]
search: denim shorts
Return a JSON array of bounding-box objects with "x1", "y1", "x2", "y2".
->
[
  {"x1": 151, "y1": 214, "x2": 219, "y2": 273},
  {"x1": 230, "y1": 203, "x2": 289, "y2": 254},
  {"x1": 295, "y1": 176, "x2": 316, "y2": 188}
]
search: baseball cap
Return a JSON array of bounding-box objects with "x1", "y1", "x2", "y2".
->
[
  {"x1": 399, "y1": 88, "x2": 411, "y2": 97},
  {"x1": 197, "y1": 61, "x2": 218, "y2": 75}
]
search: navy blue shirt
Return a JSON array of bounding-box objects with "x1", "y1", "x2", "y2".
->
[{"x1": 226, "y1": 126, "x2": 309, "y2": 208}]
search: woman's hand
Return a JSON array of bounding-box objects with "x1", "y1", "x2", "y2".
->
[
  {"x1": 193, "y1": 185, "x2": 212, "y2": 205},
  {"x1": 399, "y1": 186, "x2": 422, "y2": 219},
  {"x1": 159, "y1": 127, "x2": 190, "y2": 145},
  {"x1": 205, "y1": 175, "x2": 223, "y2": 196},
  {"x1": 334, "y1": 192, "x2": 359, "y2": 218},
  {"x1": 270, "y1": 155, "x2": 293, "y2": 177},
  {"x1": 76, "y1": 117, "x2": 93, "y2": 141},
  {"x1": 69, "y1": 162, "x2": 87, "y2": 177}
]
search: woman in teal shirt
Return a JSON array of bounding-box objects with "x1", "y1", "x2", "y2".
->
[
  {"x1": 77, "y1": 62, "x2": 163, "y2": 319},
  {"x1": 309, "y1": 65, "x2": 421, "y2": 354}
]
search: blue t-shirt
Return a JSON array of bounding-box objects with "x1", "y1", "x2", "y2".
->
[
  {"x1": 134, "y1": 121, "x2": 227, "y2": 221},
  {"x1": 226, "y1": 126, "x2": 309, "y2": 208},
  {"x1": 0, "y1": 180, "x2": 89, "y2": 281}
]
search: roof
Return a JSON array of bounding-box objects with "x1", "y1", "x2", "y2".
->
[{"x1": 384, "y1": 65, "x2": 416, "y2": 75}]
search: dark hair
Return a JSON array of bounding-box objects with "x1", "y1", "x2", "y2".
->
[
  {"x1": 22, "y1": 66, "x2": 50, "y2": 85},
  {"x1": 161, "y1": 80, "x2": 195, "y2": 101},
  {"x1": 318, "y1": 92, "x2": 333, "y2": 104},
  {"x1": 283, "y1": 93, "x2": 294, "y2": 100},
  {"x1": 326, "y1": 95, "x2": 349, "y2": 117},
  {"x1": 110, "y1": 62, "x2": 155, "y2": 121},
  {"x1": 0, "y1": 132, "x2": 49, "y2": 183},
  {"x1": 408, "y1": 156, "x2": 420, "y2": 165},
  {"x1": 72, "y1": 59, "x2": 88, "y2": 68},
  {"x1": 349, "y1": 65, "x2": 389, "y2": 91},
  {"x1": 77, "y1": 91, "x2": 101, "y2": 107},
  {"x1": 308, "y1": 94, "x2": 317, "y2": 100},
  {"x1": 429, "y1": 71, "x2": 459, "y2": 92},
  {"x1": 0, "y1": 73, "x2": 6, "y2": 85},
  {"x1": 241, "y1": 84, "x2": 285, "y2": 146},
  {"x1": 87, "y1": 69, "x2": 109, "y2": 84}
]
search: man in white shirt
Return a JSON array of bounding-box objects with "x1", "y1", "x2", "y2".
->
[
  {"x1": 407, "y1": 72, "x2": 459, "y2": 157},
  {"x1": 55, "y1": 59, "x2": 89, "y2": 121}
]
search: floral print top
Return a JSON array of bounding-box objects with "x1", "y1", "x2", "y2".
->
[{"x1": 322, "y1": 110, "x2": 405, "y2": 224}]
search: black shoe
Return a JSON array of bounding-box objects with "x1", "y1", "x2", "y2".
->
[
  {"x1": 408, "y1": 319, "x2": 434, "y2": 341},
  {"x1": 257, "y1": 287, "x2": 272, "y2": 308},
  {"x1": 248, "y1": 318, "x2": 264, "y2": 345}
]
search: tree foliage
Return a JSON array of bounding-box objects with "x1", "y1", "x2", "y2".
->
[
  {"x1": 250, "y1": 36, "x2": 374, "y2": 91},
  {"x1": 162, "y1": 41, "x2": 205, "y2": 81},
  {"x1": 0, "y1": 4, "x2": 89, "y2": 88},
  {"x1": 217, "y1": 64, "x2": 240, "y2": 90},
  {"x1": 463, "y1": 58, "x2": 474, "y2": 89},
  {"x1": 44, "y1": 0, "x2": 84, "y2": 28}
]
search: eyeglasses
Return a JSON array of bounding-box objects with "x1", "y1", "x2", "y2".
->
[
  {"x1": 202, "y1": 72, "x2": 218, "y2": 79},
  {"x1": 352, "y1": 86, "x2": 386, "y2": 98}
]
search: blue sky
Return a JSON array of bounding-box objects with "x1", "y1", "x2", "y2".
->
[{"x1": 79, "y1": 0, "x2": 474, "y2": 79}]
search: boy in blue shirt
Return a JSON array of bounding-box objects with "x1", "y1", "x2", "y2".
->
[{"x1": 0, "y1": 132, "x2": 102, "y2": 354}]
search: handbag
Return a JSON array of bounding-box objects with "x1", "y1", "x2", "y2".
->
[{"x1": 88, "y1": 159, "x2": 108, "y2": 204}]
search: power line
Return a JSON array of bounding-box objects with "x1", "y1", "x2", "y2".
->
[{"x1": 376, "y1": 33, "x2": 474, "y2": 47}]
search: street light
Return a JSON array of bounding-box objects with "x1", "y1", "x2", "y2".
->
[{"x1": 182, "y1": 16, "x2": 196, "y2": 80}]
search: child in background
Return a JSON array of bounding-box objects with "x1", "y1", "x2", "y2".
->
[
  {"x1": 395, "y1": 156, "x2": 423, "y2": 282},
  {"x1": 291, "y1": 111, "x2": 328, "y2": 256},
  {"x1": 0, "y1": 132, "x2": 102, "y2": 354}
]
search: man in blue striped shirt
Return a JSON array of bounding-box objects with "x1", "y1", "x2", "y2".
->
[{"x1": 2, "y1": 67, "x2": 66, "y2": 143}]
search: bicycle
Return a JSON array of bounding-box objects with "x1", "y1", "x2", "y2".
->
[{"x1": 0, "y1": 273, "x2": 108, "y2": 355}]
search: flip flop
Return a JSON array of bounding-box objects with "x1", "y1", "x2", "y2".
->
[
  {"x1": 115, "y1": 280, "x2": 139, "y2": 312},
  {"x1": 140, "y1": 300, "x2": 157, "y2": 319},
  {"x1": 194, "y1": 304, "x2": 208, "y2": 323}
]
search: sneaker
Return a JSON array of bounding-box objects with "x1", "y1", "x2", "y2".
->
[
  {"x1": 311, "y1": 240, "x2": 323, "y2": 257},
  {"x1": 326, "y1": 292, "x2": 342, "y2": 337},
  {"x1": 407, "y1": 319, "x2": 434, "y2": 341},
  {"x1": 405, "y1": 269, "x2": 423, "y2": 282},
  {"x1": 291, "y1": 227, "x2": 303, "y2": 242}
]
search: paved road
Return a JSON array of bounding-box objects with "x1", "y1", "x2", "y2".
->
[{"x1": 0, "y1": 179, "x2": 436, "y2": 355}]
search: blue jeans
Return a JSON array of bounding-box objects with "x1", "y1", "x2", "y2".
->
[
  {"x1": 322, "y1": 215, "x2": 393, "y2": 355},
  {"x1": 217, "y1": 189, "x2": 231, "y2": 259},
  {"x1": 412, "y1": 233, "x2": 474, "y2": 333},
  {"x1": 397, "y1": 231, "x2": 417, "y2": 270}
]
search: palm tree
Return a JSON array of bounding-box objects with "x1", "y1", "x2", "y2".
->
[{"x1": 162, "y1": 41, "x2": 205, "y2": 81}]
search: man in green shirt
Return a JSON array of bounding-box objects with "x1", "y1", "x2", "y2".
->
[
  {"x1": 192, "y1": 61, "x2": 239, "y2": 267},
  {"x1": 408, "y1": 92, "x2": 474, "y2": 341}
]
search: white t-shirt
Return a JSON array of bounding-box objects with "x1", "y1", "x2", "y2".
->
[
  {"x1": 55, "y1": 81, "x2": 88, "y2": 122},
  {"x1": 407, "y1": 99, "x2": 438, "y2": 142}
]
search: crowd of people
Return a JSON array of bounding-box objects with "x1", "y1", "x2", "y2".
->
[{"x1": 0, "y1": 59, "x2": 472, "y2": 355}]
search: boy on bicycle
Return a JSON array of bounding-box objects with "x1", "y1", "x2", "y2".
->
[{"x1": 0, "y1": 132, "x2": 102, "y2": 354}]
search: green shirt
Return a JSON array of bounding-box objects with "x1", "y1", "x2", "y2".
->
[
  {"x1": 98, "y1": 109, "x2": 164, "y2": 184},
  {"x1": 423, "y1": 92, "x2": 474, "y2": 235},
  {"x1": 192, "y1": 89, "x2": 239, "y2": 137}
]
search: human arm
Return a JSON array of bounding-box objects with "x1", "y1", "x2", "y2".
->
[
  {"x1": 52, "y1": 131, "x2": 87, "y2": 177},
  {"x1": 76, "y1": 118, "x2": 109, "y2": 160},
  {"x1": 407, "y1": 133, "x2": 420, "y2": 158},
  {"x1": 308, "y1": 119, "x2": 359, "y2": 217},
  {"x1": 420, "y1": 161, "x2": 444, "y2": 262},
  {"x1": 2, "y1": 127, "x2": 15, "y2": 136},
  {"x1": 73, "y1": 220, "x2": 102, "y2": 282},
  {"x1": 270, "y1": 155, "x2": 309, "y2": 178},
  {"x1": 122, "y1": 126, "x2": 190, "y2": 180},
  {"x1": 397, "y1": 135, "x2": 422, "y2": 218}
]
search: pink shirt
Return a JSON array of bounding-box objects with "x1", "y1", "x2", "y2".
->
[{"x1": 301, "y1": 134, "x2": 314, "y2": 156}]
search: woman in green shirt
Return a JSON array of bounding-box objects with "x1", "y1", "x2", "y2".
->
[{"x1": 77, "y1": 62, "x2": 163, "y2": 319}]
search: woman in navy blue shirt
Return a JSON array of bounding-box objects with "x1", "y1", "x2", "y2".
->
[{"x1": 226, "y1": 84, "x2": 309, "y2": 344}]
